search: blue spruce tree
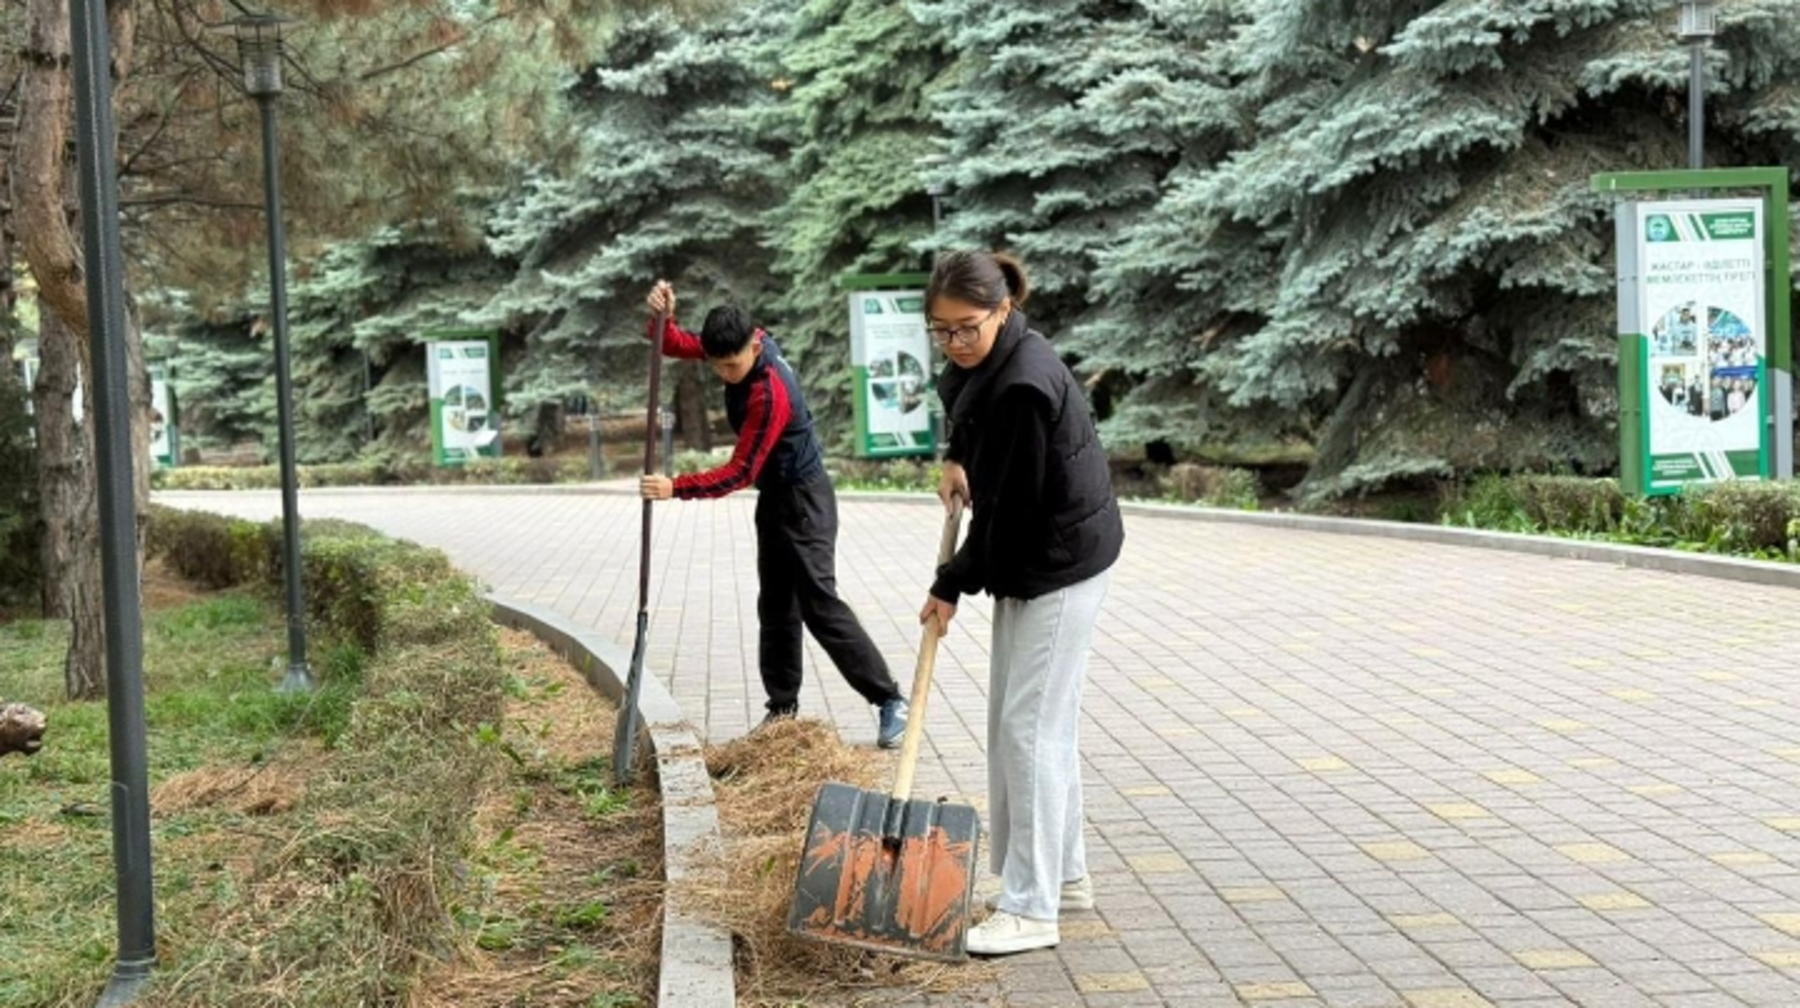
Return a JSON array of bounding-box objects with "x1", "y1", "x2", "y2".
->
[
  {"x1": 911, "y1": 0, "x2": 1233, "y2": 339},
  {"x1": 760, "y1": 0, "x2": 950, "y2": 447},
  {"x1": 1090, "y1": 0, "x2": 1800, "y2": 499},
  {"x1": 478, "y1": 8, "x2": 790, "y2": 450}
]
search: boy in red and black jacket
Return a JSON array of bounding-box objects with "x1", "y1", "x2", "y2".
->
[{"x1": 637, "y1": 280, "x2": 909, "y2": 747}]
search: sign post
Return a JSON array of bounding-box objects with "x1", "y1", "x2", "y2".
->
[
  {"x1": 843, "y1": 273, "x2": 936, "y2": 459},
  {"x1": 1592, "y1": 168, "x2": 1792, "y2": 495},
  {"x1": 426, "y1": 331, "x2": 502, "y2": 466}
]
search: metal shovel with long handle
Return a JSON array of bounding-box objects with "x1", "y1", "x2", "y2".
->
[
  {"x1": 613, "y1": 309, "x2": 667, "y2": 786},
  {"x1": 787, "y1": 502, "x2": 979, "y2": 961}
]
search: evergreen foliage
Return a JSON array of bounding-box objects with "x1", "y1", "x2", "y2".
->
[
  {"x1": 0, "y1": 366, "x2": 40, "y2": 609},
  {"x1": 141, "y1": 0, "x2": 1800, "y2": 493},
  {"x1": 759, "y1": 0, "x2": 949, "y2": 446},
  {"x1": 911, "y1": 0, "x2": 1235, "y2": 337},
  {"x1": 1085, "y1": 0, "x2": 1800, "y2": 499},
  {"x1": 476, "y1": 8, "x2": 790, "y2": 433}
]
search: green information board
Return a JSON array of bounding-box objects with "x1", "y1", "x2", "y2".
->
[
  {"x1": 1594, "y1": 168, "x2": 1793, "y2": 496},
  {"x1": 426, "y1": 331, "x2": 502, "y2": 466},
  {"x1": 150, "y1": 364, "x2": 178, "y2": 469},
  {"x1": 843, "y1": 273, "x2": 936, "y2": 458}
]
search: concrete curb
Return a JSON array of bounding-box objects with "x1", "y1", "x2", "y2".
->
[
  {"x1": 1114, "y1": 500, "x2": 1800, "y2": 591},
  {"x1": 821, "y1": 490, "x2": 1800, "y2": 591},
  {"x1": 487, "y1": 596, "x2": 734, "y2": 1008}
]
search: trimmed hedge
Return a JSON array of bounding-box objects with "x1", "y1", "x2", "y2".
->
[
  {"x1": 142, "y1": 505, "x2": 504, "y2": 1005},
  {"x1": 152, "y1": 456, "x2": 593, "y2": 492},
  {"x1": 1445, "y1": 475, "x2": 1800, "y2": 559}
]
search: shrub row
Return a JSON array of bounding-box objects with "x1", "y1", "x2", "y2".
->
[
  {"x1": 153, "y1": 455, "x2": 595, "y2": 492},
  {"x1": 1443, "y1": 475, "x2": 1800, "y2": 559},
  {"x1": 143, "y1": 505, "x2": 503, "y2": 1005}
]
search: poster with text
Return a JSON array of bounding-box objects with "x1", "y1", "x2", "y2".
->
[
  {"x1": 847, "y1": 291, "x2": 935, "y2": 457},
  {"x1": 428, "y1": 337, "x2": 501, "y2": 466},
  {"x1": 1635, "y1": 199, "x2": 1766, "y2": 491}
]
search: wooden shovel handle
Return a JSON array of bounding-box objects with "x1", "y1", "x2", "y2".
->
[{"x1": 890, "y1": 501, "x2": 963, "y2": 804}]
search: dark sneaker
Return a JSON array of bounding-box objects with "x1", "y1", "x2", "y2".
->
[
  {"x1": 876, "y1": 698, "x2": 908, "y2": 749},
  {"x1": 759, "y1": 704, "x2": 798, "y2": 730}
]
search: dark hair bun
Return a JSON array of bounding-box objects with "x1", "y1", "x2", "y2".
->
[{"x1": 992, "y1": 251, "x2": 1030, "y2": 307}]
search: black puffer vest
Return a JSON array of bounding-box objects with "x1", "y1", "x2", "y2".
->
[{"x1": 937, "y1": 311, "x2": 1123, "y2": 601}]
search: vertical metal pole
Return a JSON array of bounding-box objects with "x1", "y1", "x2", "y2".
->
[
  {"x1": 588, "y1": 396, "x2": 603, "y2": 480},
  {"x1": 361, "y1": 348, "x2": 375, "y2": 444},
  {"x1": 259, "y1": 95, "x2": 313, "y2": 693},
  {"x1": 927, "y1": 190, "x2": 947, "y2": 461},
  {"x1": 614, "y1": 312, "x2": 666, "y2": 785},
  {"x1": 1688, "y1": 42, "x2": 1705, "y2": 170},
  {"x1": 67, "y1": 0, "x2": 156, "y2": 1003}
]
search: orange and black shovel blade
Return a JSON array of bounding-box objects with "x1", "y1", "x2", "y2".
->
[{"x1": 787, "y1": 781, "x2": 980, "y2": 961}]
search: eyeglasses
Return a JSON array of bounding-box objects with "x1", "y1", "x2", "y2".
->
[{"x1": 926, "y1": 308, "x2": 999, "y2": 348}]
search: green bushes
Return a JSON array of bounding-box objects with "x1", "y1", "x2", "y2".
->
[
  {"x1": 1158, "y1": 463, "x2": 1262, "y2": 510},
  {"x1": 826, "y1": 456, "x2": 942, "y2": 493},
  {"x1": 153, "y1": 456, "x2": 593, "y2": 491},
  {"x1": 1444, "y1": 475, "x2": 1800, "y2": 561},
  {"x1": 141, "y1": 504, "x2": 504, "y2": 1006}
]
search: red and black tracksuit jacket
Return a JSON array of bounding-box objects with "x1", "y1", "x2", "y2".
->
[{"x1": 649, "y1": 317, "x2": 826, "y2": 499}]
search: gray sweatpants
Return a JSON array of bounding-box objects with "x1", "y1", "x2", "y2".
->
[{"x1": 987, "y1": 570, "x2": 1110, "y2": 921}]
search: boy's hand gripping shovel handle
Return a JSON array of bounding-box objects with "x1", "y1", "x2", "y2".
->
[{"x1": 883, "y1": 501, "x2": 962, "y2": 834}]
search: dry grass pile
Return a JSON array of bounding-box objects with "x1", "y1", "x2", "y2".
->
[
  {"x1": 698, "y1": 719, "x2": 997, "y2": 1006},
  {"x1": 408, "y1": 628, "x2": 664, "y2": 1007},
  {"x1": 151, "y1": 749, "x2": 313, "y2": 817},
  {"x1": 134, "y1": 516, "x2": 507, "y2": 1007}
]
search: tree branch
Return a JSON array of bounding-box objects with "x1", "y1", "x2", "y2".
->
[
  {"x1": 121, "y1": 191, "x2": 259, "y2": 209},
  {"x1": 359, "y1": 13, "x2": 507, "y2": 83}
]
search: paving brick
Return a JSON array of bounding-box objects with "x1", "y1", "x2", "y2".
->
[{"x1": 165, "y1": 488, "x2": 1800, "y2": 1007}]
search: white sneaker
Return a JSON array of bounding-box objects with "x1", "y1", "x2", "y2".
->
[
  {"x1": 966, "y1": 910, "x2": 1059, "y2": 956},
  {"x1": 984, "y1": 877, "x2": 1094, "y2": 913}
]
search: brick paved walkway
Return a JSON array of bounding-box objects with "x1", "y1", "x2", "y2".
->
[{"x1": 163, "y1": 486, "x2": 1800, "y2": 1007}]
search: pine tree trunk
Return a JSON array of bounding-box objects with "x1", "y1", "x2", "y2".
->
[
  {"x1": 675, "y1": 361, "x2": 711, "y2": 452},
  {"x1": 16, "y1": 0, "x2": 144, "y2": 700},
  {"x1": 35, "y1": 312, "x2": 106, "y2": 700},
  {"x1": 0, "y1": 212, "x2": 16, "y2": 366},
  {"x1": 1295, "y1": 365, "x2": 1377, "y2": 503},
  {"x1": 127, "y1": 298, "x2": 151, "y2": 554},
  {"x1": 15, "y1": 0, "x2": 85, "y2": 338}
]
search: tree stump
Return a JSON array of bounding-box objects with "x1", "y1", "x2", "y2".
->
[{"x1": 0, "y1": 702, "x2": 46, "y2": 756}]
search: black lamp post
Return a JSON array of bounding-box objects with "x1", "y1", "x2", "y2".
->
[
  {"x1": 68, "y1": 0, "x2": 158, "y2": 1000},
  {"x1": 224, "y1": 12, "x2": 312, "y2": 693},
  {"x1": 916, "y1": 153, "x2": 949, "y2": 265},
  {"x1": 1677, "y1": 0, "x2": 1715, "y2": 170},
  {"x1": 915, "y1": 153, "x2": 950, "y2": 459}
]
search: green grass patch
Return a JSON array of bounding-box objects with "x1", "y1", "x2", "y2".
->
[
  {"x1": 0, "y1": 592, "x2": 354, "y2": 1008},
  {"x1": 4, "y1": 509, "x2": 513, "y2": 1007}
]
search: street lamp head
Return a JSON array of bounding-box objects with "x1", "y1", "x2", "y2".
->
[
  {"x1": 218, "y1": 13, "x2": 298, "y2": 97},
  {"x1": 1677, "y1": 0, "x2": 1715, "y2": 42}
]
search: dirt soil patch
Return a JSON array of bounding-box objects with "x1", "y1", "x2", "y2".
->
[{"x1": 409, "y1": 628, "x2": 664, "y2": 1007}]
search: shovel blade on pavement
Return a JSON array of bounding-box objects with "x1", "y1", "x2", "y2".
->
[{"x1": 787, "y1": 781, "x2": 980, "y2": 961}]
